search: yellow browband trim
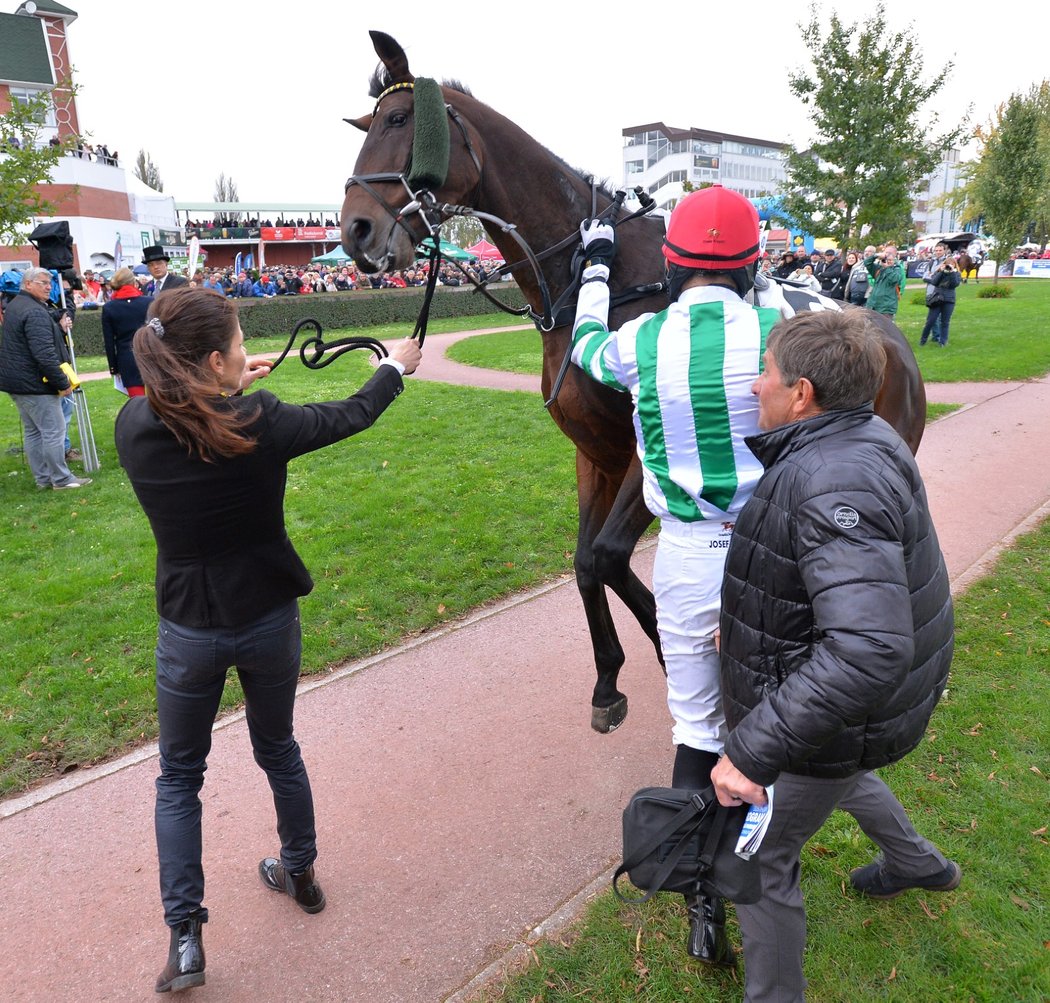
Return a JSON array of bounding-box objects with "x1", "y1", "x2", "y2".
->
[{"x1": 373, "y1": 81, "x2": 415, "y2": 115}]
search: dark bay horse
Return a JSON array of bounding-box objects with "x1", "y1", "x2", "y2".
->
[
  {"x1": 341, "y1": 31, "x2": 926, "y2": 734},
  {"x1": 957, "y1": 251, "x2": 981, "y2": 283}
]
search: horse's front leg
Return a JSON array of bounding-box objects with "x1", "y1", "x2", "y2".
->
[{"x1": 573, "y1": 453, "x2": 631, "y2": 733}]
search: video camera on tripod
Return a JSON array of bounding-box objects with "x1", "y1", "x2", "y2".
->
[{"x1": 28, "y1": 221, "x2": 100, "y2": 472}]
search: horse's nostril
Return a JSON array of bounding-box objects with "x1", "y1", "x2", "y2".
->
[{"x1": 346, "y1": 218, "x2": 371, "y2": 248}]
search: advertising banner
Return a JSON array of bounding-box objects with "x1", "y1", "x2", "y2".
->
[
  {"x1": 1009, "y1": 258, "x2": 1050, "y2": 277},
  {"x1": 261, "y1": 227, "x2": 342, "y2": 242}
]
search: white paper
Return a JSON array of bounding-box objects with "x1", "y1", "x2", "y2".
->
[
  {"x1": 735, "y1": 784, "x2": 774, "y2": 859},
  {"x1": 113, "y1": 375, "x2": 128, "y2": 396}
]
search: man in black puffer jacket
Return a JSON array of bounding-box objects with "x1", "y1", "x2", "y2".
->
[
  {"x1": 711, "y1": 308, "x2": 958, "y2": 1002},
  {"x1": 0, "y1": 267, "x2": 88, "y2": 489}
]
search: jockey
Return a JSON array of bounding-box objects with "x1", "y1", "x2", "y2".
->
[
  {"x1": 570, "y1": 185, "x2": 776, "y2": 968},
  {"x1": 571, "y1": 187, "x2": 934, "y2": 986}
]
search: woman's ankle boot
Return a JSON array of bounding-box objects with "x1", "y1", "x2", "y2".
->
[{"x1": 155, "y1": 913, "x2": 206, "y2": 992}]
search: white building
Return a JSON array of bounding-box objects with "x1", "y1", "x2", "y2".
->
[
  {"x1": 911, "y1": 148, "x2": 965, "y2": 236},
  {"x1": 0, "y1": 0, "x2": 179, "y2": 273},
  {"x1": 622, "y1": 122, "x2": 788, "y2": 212}
]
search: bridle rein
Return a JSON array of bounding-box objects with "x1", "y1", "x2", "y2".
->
[{"x1": 342, "y1": 79, "x2": 664, "y2": 404}]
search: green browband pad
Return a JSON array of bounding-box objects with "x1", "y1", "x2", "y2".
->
[{"x1": 408, "y1": 77, "x2": 449, "y2": 190}]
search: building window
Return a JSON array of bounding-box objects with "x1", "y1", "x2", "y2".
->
[
  {"x1": 626, "y1": 160, "x2": 645, "y2": 175},
  {"x1": 8, "y1": 86, "x2": 55, "y2": 128}
]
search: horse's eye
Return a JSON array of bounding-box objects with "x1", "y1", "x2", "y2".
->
[{"x1": 388, "y1": 111, "x2": 408, "y2": 127}]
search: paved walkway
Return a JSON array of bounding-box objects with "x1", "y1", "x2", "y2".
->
[{"x1": 5, "y1": 335, "x2": 1050, "y2": 1001}]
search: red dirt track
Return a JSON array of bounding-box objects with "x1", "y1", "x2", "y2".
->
[{"x1": 3, "y1": 337, "x2": 1048, "y2": 1002}]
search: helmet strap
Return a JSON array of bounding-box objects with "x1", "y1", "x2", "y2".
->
[{"x1": 666, "y1": 261, "x2": 757, "y2": 303}]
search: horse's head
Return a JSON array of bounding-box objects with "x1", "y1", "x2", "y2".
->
[{"x1": 341, "y1": 31, "x2": 481, "y2": 273}]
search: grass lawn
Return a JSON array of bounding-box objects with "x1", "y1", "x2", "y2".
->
[
  {"x1": 448, "y1": 280, "x2": 1050, "y2": 386},
  {"x1": 477, "y1": 517, "x2": 1050, "y2": 1002},
  {"x1": 0, "y1": 350, "x2": 578, "y2": 794}
]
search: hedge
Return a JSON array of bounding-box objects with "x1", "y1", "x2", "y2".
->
[{"x1": 67, "y1": 284, "x2": 529, "y2": 356}]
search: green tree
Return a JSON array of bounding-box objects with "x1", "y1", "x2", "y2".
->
[
  {"x1": 213, "y1": 171, "x2": 240, "y2": 221},
  {"x1": 0, "y1": 86, "x2": 77, "y2": 244},
  {"x1": 441, "y1": 215, "x2": 484, "y2": 249},
  {"x1": 968, "y1": 85, "x2": 1050, "y2": 271},
  {"x1": 779, "y1": 3, "x2": 966, "y2": 248},
  {"x1": 134, "y1": 148, "x2": 163, "y2": 192}
]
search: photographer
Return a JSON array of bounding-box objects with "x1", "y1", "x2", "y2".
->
[
  {"x1": 920, "y1": 243, "x2": 962, "y2": 347},
  {"x1": 863, "y1": 245, "x2": 906, "y2": 318}
]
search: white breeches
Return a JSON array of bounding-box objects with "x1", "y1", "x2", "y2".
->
[{"x1": 653, "y1": 518, "x2": 732, "y2": 754}]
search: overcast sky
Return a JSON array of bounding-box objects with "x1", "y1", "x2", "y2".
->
[{"x1": 62, "y1": 2, "x2": 1045, "y2": 207}]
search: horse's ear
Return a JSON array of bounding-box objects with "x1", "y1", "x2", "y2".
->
[
  {"x1": 369, "y1": 30, "x2": 414, "y2": 83},
  {"x1": 344, "y1": 114, "x2": 373, "y2": 132}
]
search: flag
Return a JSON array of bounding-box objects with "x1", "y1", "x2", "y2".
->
[
  {"x1": 187, "y1": 236, "x2": 200, "y2": 279},
  {"x1": 114, "y1": 232, "x2": 123, "y2": 268},
  {"x1": 244, "y1": 252, "x2": 254, "y2": 271},
  {"x1": 234, "y1": 251, "x2": 242, "y2": 276}
]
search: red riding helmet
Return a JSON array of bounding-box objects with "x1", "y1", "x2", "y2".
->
[{"x1": 663, "y1": 185, "x2": 761, "y2": 270}]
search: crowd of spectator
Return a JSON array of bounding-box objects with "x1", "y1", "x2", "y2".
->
[
  {"x1": 70, "y1": 139, "x2": 119, "y2": 165},
  {"x1": 62, "y1": 257, "x2": 505, "y2": 309},
  {"x1": 184, "y1": 216, "x2": 340, "y2": 233}
]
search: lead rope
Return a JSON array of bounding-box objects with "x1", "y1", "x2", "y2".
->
[{"x1": 267, "y1": 317, "x2": 390, "y2": 374}]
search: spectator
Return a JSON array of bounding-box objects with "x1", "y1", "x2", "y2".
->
[
  {"x1": 102, "y1": 266, "x2": 150, "y2": 396},
  {"x1": 0, "y1": 267, "x2": 88, "y2": 489},
  {"x1": 712, "y1": 307, "x2": 958, "y2": 1001},
  {"x1": 252, "y1": 274, "x2": 277, "y2": 298},
  {"x1": 788, "y1": 263, "x2": 822, "y2": 293},
  {"x1": 772, "y1": 250, "x2": 798, "y2": 279},
  {"x1": 919, "y1": 243, "x2": 961, "y2": 347},
  {"x1": 82, "y1": 269, "x2": 103, "y2": 306},
  {"x1": 143, "y1": 246, "x2": 189, "y2": 297},
  {"x1": 814, "y1": 248, "x2": 842, "y2": 298},
  {"x1": 863, "y1": 245, "x2": 906, "y2": 318}
]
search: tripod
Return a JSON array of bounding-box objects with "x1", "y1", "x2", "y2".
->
[{"x1": 57, "y1": 283, "x2": 100, "y2": 473}]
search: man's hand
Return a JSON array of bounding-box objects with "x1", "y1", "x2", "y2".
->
[
  {"x1": 58, "y1": 384, "x2": 75, "y2": 398},
  {"x1": 580, "y1": 219, "x2": 616, "y2": 270},
  {"x1": 389, "y1": 336, "x2": 422, "y2": 375},
  {"x1": 711, "y1": 754, "x2": 767, "y2": 808}
]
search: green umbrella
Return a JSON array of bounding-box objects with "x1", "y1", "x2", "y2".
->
[
  {"x1": 416, "y1": 237, "x2": 474, "y2": 261},
  {"x1": 310, "y1": 247, "x2": 353, "y2": 264}
]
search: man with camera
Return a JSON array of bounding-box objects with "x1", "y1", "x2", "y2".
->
[
  {"x1": 863, "y1": 245, "x2": 906, "y2": 318},
  {"x1": 920, "y1": 242, "x2": 962, "y2": 347},
  {"x1": 0, "y1": 268, "x2": 91, "y2": 489}
]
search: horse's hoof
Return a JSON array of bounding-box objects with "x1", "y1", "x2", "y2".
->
[{"x1": 591, "y1": 696, "x2": 628, "y2": 734}]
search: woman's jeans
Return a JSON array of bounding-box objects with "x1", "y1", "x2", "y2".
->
[
  {"x1": 921, "y1": 301, "x2": 956, "y2": 345},
  {"x1": 154, "y1": 601, "x2": 315, "y2": 925}
]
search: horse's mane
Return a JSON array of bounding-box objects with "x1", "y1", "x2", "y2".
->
[{"x1": 367, "y1": 65, "x2": 473, "y2": 99}]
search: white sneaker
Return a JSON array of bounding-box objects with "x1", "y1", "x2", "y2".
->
[{"x1": 53, "y1": 477, "x2": 93, "y2": 490}]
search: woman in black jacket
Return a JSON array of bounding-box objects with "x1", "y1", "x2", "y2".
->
[
  {"x1": 101, "y1": 267, "x2": 151, "y2": 394},
  {"x1": 920, "y1": 248, "x2": 962, "y2": 347},
  {"x1": 115, "y1": 287, "x2": 421, "y2": 993}
]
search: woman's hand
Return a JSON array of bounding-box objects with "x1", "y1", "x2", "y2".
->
[
  {"x1": 240, "y1": 356, "x2": 273, "y2": 390},
  {"x1": 389, "y1": 337, "x2": 422, "y2": 375}
]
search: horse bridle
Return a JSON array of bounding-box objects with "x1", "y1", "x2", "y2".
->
[{"x1": 344, "y1": 80, "x2": 664, "y2": 403}]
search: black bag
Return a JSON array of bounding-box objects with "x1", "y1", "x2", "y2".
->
[{"x1": 613, "y1": 786, "x2": 762, "y2": 905}]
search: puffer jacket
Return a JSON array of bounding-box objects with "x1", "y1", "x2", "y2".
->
[
  {"x1": 0, "y1": 291, "x2": 71, "y2": 395},
  {"x1": 719, "y1": 405, "x2": 953, "y2": 786}
]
